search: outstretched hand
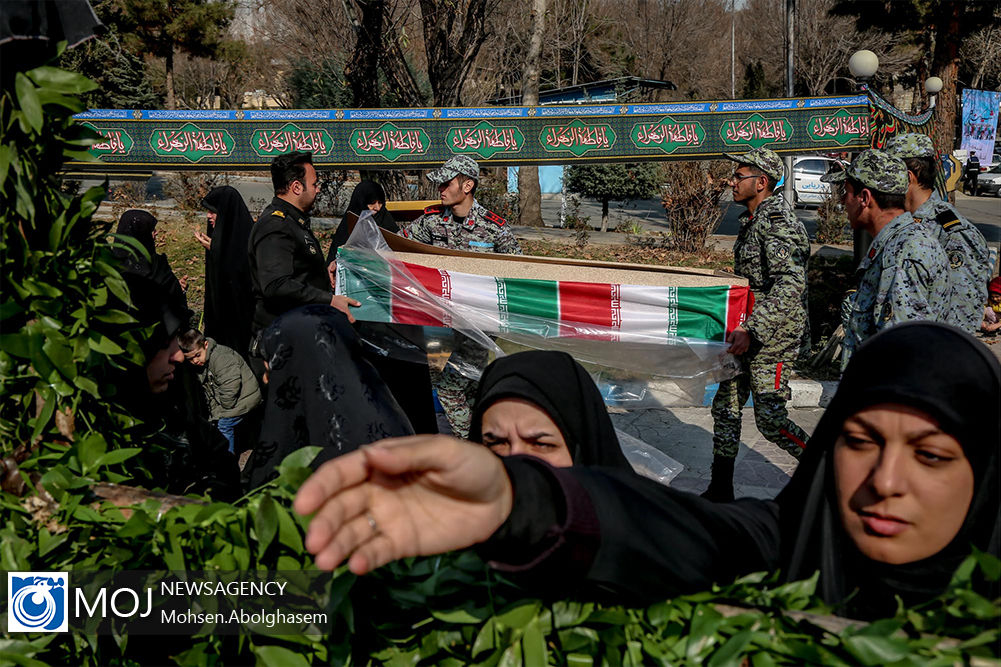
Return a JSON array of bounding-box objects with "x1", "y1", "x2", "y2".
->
[{"x1": 294, "y1": 435, "x2": 514, "y2": 574}]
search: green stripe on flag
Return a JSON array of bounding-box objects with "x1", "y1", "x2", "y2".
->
[
  {"x1": 496, "y1": 277, "x2": 558, "y2": 335},
  {"x1": 336, "y1": 248, "x2": 394, "y2": 323},
  {"x1": 675, "y1": 286, "x2": 729, "y2": 340}
]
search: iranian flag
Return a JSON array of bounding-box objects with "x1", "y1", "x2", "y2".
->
[{"x1": 337, "y1": 248, "x2": 750, "y2": 345}]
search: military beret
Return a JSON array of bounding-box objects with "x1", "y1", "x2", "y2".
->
[
  {"x1": 885, "y1": 133, "x2": 936, "y2": 160},
  {"x1": 820, "y1": 149, "x2": 908, "y2": 195},
  {"x1": 723, "y1": 147, "x2": 785, "y2": 182},
  {"x1": 427, "y1": 155, "x2": 480, "y2": 184}
]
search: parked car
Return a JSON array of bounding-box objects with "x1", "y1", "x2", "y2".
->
[
  {"x1": 790, "y1": 156, "x2": 844, "y2": 207},
  {"x1": 980, "y1": 164, "x2": 1001, "y2": 197}
]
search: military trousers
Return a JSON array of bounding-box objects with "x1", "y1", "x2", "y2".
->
[
  {"x1": 710, "y1": 358, "x2": 808, "y2": 459},
  {"x1": 434, "y1": 334, "x2": 490, "y2": 439}
]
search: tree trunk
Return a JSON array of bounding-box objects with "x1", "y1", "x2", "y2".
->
[
  {"x1": 600, "y1": 200, "x2": 609, "y2": 232},
  {"x1": 931, "y1": 1, "x2": 961, "y2": 154},
  {"x1": 346, "y1": 0, "x2": 386, "y2": 108},
  {"x1": 418, "y1": 0, "x2": 492, "y2": 106},
  {"x1": 518, "y1": 0, "x2": 546, "y2": 227},
  {"x1": 165, "y1": 47, "x2": 176, "y2": 110}
]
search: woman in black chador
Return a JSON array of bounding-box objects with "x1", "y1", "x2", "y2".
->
[
  {"x1": 326, "y1": 180, "x2": 398, "y2": 262},
  {"x1": 297, "y1": 322, "x2": 1000, "y2": 620},
  {"x1": 197, "y1": 186, "x2": 256, "y2": 356},
  {"x1": 113, "y1": 209, "x2": 189, "y2": 323},
  {"x1": 242, "y1": 305, "x2": 414, "y2": 489}
]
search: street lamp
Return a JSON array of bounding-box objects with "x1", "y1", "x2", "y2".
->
[
  {"x1": 925, "y1": 76, "x2": 943, "y2": 108},
  {"x1": 848, "y1": 50, "x2": 879, "y2": 88},
  {"x1": 847, "y1": 50, "x2": 879, "y2": 266}
]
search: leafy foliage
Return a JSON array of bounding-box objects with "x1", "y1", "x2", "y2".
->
[
  {"x1": 0, "y1": 52, "x2": 145, "y2": 453},
  {"x1": 57, "y1": 0, "x2": 163, "y2": 109}
]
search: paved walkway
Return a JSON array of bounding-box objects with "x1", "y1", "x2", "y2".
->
[{"x1": 611, "y1": 406, "x2": 824, "y2": 499}]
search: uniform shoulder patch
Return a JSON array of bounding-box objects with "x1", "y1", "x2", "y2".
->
[
  {"x1": 934, "y1": 210, "x2": 959, "y2": 229},
  {"x1": 271, "y1": 210, "x2": 285, "y2": 219},
  {"x1": 483, "y1": 210, "x2": 507, "y2": 226},
  {"x1": 423, "y1": 205, "x2": 444, "y2": 215}
]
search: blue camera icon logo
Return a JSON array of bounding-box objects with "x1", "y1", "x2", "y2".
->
[{"x1": 7, "y1": 572, "x2": 68, "y2": 632}]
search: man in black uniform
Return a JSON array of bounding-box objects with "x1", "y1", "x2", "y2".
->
[{"x1": 248, "y1": 152, "x2": 358, "y2": 367}]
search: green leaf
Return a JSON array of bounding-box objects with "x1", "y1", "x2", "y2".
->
[
  {"x1": 0, "y1": 333, "x2": 35, "y2": 358},
  {"x1": 274, "y1": 501, "x2": 304, "y2": 553},
  {"x1": 472, "y1": 617, "x2": 497, "y2": 657},
  {"x1": 42, "y1": 338, "x2": 76, "y2": 380},
  {"x1": 0, "y1": 145, "x2": 15, "y2": 187},
  {"x1": 92, "y1": 309, "x2": 137, "y2": 324},
  {"x1": 276, "y1": 446, "x2": 323, "y2": 475},
  {"x1": 94, "y1": 448, "x2": 142, "y2": 468},
  {"x1": 27, "y1": 66, "x2": 98, "y2": 94},
  {"x1": 708, "y1": 629, "x2": 753, "y2": 667},
  {"x1": 522, "y1": 617, "x2": 547, "y2": 665},
  {"x1": 496, "y1": 600, "x2": 542, "y2": 631},
  {"x1": 77, "y1": 432, "x2": 107, "y2": 470},
  {"x1": 15, "y1": 73, "x2": 43, "y2": 132},
  {"x1": 87, "y1": 334, "x2": 125, "y2": 355},
  {"x1": 253, "y1": 644, "x2": 311, "y2": 667},
  {"x1": 73, "y1": 375, "x2": 100, "y2": 397},
  {"x1": 843, "y1": 634, "x2": 910, "y2": 665},
  {"x1": 255, "y1": 494, "x2": 279, "y2": 559},
  {"x1": 686, "y1": 604, "x2": 723, "y2": 660},
  {"x1": 431, "y1": 607, "x2": 486, "y2": 624}
]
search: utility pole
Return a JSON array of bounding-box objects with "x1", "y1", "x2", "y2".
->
[
  {"x1": 730, "y1": 0, "x2": 735, "y2": 99},
  {"x1": 782, "y1": 0, "x2": 795, "y2": 204}
]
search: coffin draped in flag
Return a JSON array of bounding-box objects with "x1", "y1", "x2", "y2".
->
[
  {"x1": 338, "y1": 247, "x2": 749, "y2": 345},
  {"x1": 334, "y1": 215, "x2": 750, "y2": 383}
]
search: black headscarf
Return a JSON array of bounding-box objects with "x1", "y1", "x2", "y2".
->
[
  {"x1": 115, "y1": 209, "x2": 158, "y2": 272},
  {"x1": 778, "y1": 322, "x2": 1000, "y2": 617},
  {"x1": 114, "y1": 210, "x2": 190, "y2": 348},
  {"x1": 469, "y1": 351, "x2": 632, "y2": 470},
  {"x1": 201, "y1": 186, "x2": 255, "y2": 355},
  {"x1": 243, "y1": 305, "x2": 414, "y2": 489},
  {"x1": 326, "y1": 180, "x2": 399, "y2": 262}
]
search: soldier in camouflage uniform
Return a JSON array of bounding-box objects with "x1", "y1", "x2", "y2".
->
[
  {"x1": 885, "y1": 133, "x2": 990, "y2": 334},
  {"x1": 400, "y1": 155, "x2": 522, "y2": 254},
  {"x1": 822, "y1": 150, "x2": 950, "y2": 367},
  {"x1": 400, "y1": 156, "x2": 522, "y2": 438},
  {"x1": 704, "y1": 148, "x2": 811, "y2": 502}
]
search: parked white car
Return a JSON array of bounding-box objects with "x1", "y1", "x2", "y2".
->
[
  {"x1": 980, "y1": 164, "x2": 1001, "y2": 197},
  {"x1": 790, "y1": 156, "x2": 845, "y2": 207}
]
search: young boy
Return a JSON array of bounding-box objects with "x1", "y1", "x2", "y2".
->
[{"x1": 178, "y1": 329, "x2": 261, "y2": 452}]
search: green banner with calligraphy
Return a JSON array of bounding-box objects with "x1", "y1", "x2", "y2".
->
[{"x1": 68, "y1": 95, "x2": 895, "y2": 172}]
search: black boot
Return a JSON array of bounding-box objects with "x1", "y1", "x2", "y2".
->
[{"x1": 701, "y1": 454, "x2": 735, "y2": 502}]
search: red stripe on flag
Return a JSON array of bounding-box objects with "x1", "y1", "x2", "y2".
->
[
  {"x1": 389, "y1": 259, "x2": 445, "y2": 326},
  {"x1": 725, "y1": 285, "x2": 752, "y2": 337},
  {"x1": 558, "y1": 281, "x2": 617, "y2": 339}
]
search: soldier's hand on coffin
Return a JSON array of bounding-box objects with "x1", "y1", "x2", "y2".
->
[
  {"x1": 727, "y1": 325, "x2": 751, "y2": 355},
  {"x1": 330, "y1": 294, "x2": 360, "y2": 323},
  {"x1": 327, "y1": 260, "x2": 337, "y2": 289},
  {"x1": 295, "y1": 435, "x2": 514, "y2": 574}
]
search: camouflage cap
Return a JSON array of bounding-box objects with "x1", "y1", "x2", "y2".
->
[
  {"x1": 426, "y1": 155, "x2": 480, "y2": 184},
  {"x1": 820, "y1": 149, "x2": 908, "y2": 195},
  {"x1": 723, "y1": 147, "x2": 785, "y2": 182},
  {"x1": 885, "y1": 133, "x2": 935, "y2": 159}
]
